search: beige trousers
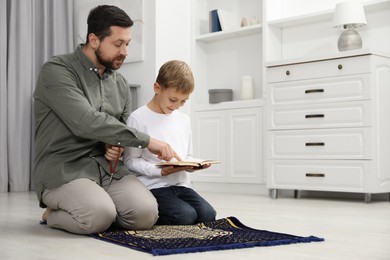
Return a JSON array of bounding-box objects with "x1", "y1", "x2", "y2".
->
[{"x1": 42, "y1": 173, "x2": 158, "y2": 235}]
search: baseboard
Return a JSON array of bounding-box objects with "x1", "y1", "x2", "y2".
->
[
  {"x1": 192, "y1": 181, "x2": 390, "y2": 202},
  {"x1": 192, "y1": 182, "x2": 268, "y2": 195},
  {"x1": 276, "y1": 189, "x2": 390, "y2": 202}
]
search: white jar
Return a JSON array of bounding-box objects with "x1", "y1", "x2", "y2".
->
[{"x1": 240, "y1": 75, "x2": 255, "y2": 100}]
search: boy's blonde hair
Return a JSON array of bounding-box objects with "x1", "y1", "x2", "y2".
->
[{"x1": 156, "y1": 60, "x2": 194, "y2": 94}]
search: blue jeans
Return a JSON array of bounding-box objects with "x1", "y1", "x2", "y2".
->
[{"x1": 150, "y1": 186, "x2": 216, "y2": 225}]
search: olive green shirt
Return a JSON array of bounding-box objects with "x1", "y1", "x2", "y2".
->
[{"x1": 33, "y1": 45, "x2": 149, "y2": 207}]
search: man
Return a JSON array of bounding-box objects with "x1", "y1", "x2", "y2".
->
[{"x1": 33, "y1": 5, "x2": 180, "y2": 235}]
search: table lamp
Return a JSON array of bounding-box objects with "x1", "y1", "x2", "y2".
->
[{"x1": 333, "y1": 1, "x2": 367, "y2": 52}]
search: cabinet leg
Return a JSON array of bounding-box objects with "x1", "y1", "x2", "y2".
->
[
  {"x1": 364, "y1": 193, "x2": 372, "y2": 203},
  {"x1": 294, "y1": 190, "x2": 301, "y2": 199},
  {"x1": 270, "y1": 189, "x2": 278, "y2": 199}
]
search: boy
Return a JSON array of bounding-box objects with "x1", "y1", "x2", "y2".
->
[{"x1": 123, "y1": 60, "x2": 216, "y2": 225}]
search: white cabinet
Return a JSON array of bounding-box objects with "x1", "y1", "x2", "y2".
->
[
  {"x1": 191, "y1": 100, "x2": 263, "y2": 184},
  {"x1": 266, "y1": 51, "x2": 390, "y2": 202}
]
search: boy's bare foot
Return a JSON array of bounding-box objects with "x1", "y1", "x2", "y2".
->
[{"x1": 42, "y1": 208, "x2": 54, "y2": 222}]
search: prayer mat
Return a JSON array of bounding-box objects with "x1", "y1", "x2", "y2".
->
[{"x1": 91, "y1": 216, "x2": 324, "y2": 256}]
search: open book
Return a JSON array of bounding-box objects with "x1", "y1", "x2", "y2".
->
[{"x1": 156, "y1": 159, "x2": 220, "y2": 168}]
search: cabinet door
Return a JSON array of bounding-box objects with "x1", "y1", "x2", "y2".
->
[
  {"x1": 191, "y1": 106, "x2": 263, "y2": 184},
  {"x1": 191, "y1": 111, "x2": 226, "y2": 182},
  {"x1": 228, "y1": 108, "x2": 263, "y2": 183}
]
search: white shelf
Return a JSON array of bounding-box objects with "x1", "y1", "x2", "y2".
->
[
  {"x1": 268, "y1": 0, "x2": 390, "y2": 28},
  {"x1": 195, "y1": 24, "x2": 262, "y2": 42}
]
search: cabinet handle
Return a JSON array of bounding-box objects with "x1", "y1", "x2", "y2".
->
[
  {"x1": 338, "y1": 64, "x2": 343, "y2": 70},
  {"x1": 305, "y1": 89, "x2": 324, "y2": 94},
  {"x1": 305, "y1": 114, "x2": 325, "y2": 118},
  {"x1": 305, "y1": 142, "x2": 325, "y2": 146},
  {"x1": 286, "y1": 70, "x2": 290, "y2": 76},
  {"x1": 306, "y1": 173, "x2": 325, "y2": 177}
]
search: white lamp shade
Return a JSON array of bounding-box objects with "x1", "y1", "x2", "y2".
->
[{"x1": 333, "y1": 1, "x2": 367, "y2": 28}]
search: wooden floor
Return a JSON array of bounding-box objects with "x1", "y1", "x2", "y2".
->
[{"x1": 1, "y1": 191, "x2": 389, "y2": 260}]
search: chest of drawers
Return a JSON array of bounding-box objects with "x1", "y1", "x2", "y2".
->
[{"x1": 266, "y1": 52, "x2": 390, "y2": 202}]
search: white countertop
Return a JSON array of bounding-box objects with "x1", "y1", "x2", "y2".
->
[
  {"x1": 266, "y1": 49, "x2": 390, "y2": 68},
  {"x1": 192, "y1": 99, "x2": 263, "y2": 112}
]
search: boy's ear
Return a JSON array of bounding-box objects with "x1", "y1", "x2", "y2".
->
[{"x1": 153, "y1": 82, "x2": 160, "y2": 94}]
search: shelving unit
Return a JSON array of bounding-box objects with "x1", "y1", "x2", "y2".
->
[
  {"x1": 190, "y1": 0, "x2": 264, "y2": 190},
  {"x1": 191, "y1": 0, "x2": 263, "y2": 104},
  {"x1": 188, "y1": 0, "x2": 390, "y2": 197}
]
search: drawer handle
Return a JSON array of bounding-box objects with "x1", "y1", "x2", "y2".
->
[
  {"x1": 306, "y1": 173, "x2": 325, "y2": 177},
  {"x1": 305, "y1": 142, "x2": 325, "y2": 146},
  {"x1": 338, "y1": 64, "x2": 343, "y2": 70},
  {"x1": 305, "y1": 89, "x2": 324, "y2": 94},
  {"x1": 286, "y1": 70, "x2": 290, "y2": 76},
  {"x1": 305, "y1": 114, "x2": 325, "y2": 118}
]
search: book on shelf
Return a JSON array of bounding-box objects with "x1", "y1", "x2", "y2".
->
[
  {"x1": 156, "y1": 159, "x2": 220, "y2": 168},
  {"x1": 217, "y1": 9, "x2": 236, "y2": 31},
  {"x1": 209, "y1": 9, "x2": 222, "y2": 33}
]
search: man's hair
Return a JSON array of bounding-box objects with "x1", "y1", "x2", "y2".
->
[
  {"x1": 86, "y1": 5, "x2": 133, "y2": 43},
  {"x1": 156, "y1": 60, "x2": 195, "y2": 94}
]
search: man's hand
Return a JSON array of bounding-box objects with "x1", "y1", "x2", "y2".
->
[
  {"x1": 105, "y1": 144, "x2": 124, "y2": 161},
  {"x1": 147, "y1": 138, "x2": 181, "y2": 162}
]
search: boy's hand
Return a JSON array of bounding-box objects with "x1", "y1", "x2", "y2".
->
[
  {"x1": 160, "y1": 164, "x2": 211, "y2": 176},
  {"x1": 160, "y1": 165, "x2": 194, "y2": 176}
]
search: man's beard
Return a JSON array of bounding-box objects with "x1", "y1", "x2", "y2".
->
[{"x1": 95, "y1": 47, "x2": 125, "y2": 70}]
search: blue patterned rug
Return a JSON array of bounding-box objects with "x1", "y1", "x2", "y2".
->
[{"x1": 91, "y1": 216, "x2": 324, "y2": 256}]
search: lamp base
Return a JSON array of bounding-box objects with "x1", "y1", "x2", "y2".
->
[{"x1": 338, "y1": 29, "x2": 363, "y2": 52}]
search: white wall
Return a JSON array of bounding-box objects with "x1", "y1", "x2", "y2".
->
[
  {"x1": 118, "y1": 0, "x2": 156, "y2": 110},
  {"x1": 155, "y1": 0, "x2": 192, "y2": 114},
  {"x1": 119, "y1": 0, "x2": 192, "y2": 114},
  {"x1": 265, "y1": 0, "x2": 390, "y2": 62},
  {"x1": 267, "y1": 0, "x2": 375, "y2": 20}
]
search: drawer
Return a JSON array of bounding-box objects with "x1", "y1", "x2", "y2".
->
[
  {"x1": 267, "y1": 55, "x2": 372, "y2": 83},
  {"x1": 268, "y1": 128, "x2": 372, "y2": 159},
  {"x1": 268, "y1": 100, "x2": 371, "y2": 130},
  {"x1": 268, "y1": 74, "x2": 370, "y2": 106},
  {"x1": 267, "y1": 160, "x2": 368, "y2": 192}
]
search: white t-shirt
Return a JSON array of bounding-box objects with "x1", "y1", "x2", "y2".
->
[{"x1": 123, "y1": 105, "x2": 193, "y2": 190}]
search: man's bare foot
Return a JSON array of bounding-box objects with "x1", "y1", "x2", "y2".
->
[{"x1": 42, "y1": 208, "x2": 54, "y2": 222}]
